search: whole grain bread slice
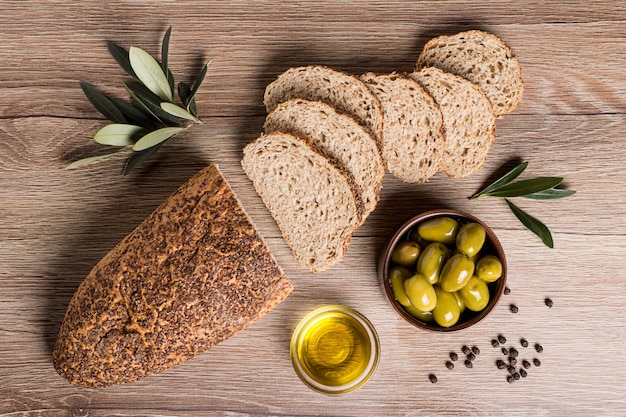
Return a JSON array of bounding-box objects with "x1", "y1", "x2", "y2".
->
[
  {"x1": 409, "y1": 67, "x2": 496, "y2": 178},
  {"x1": 416, "y1": 30, "x2": 523, "y2": 116},
  {"x1": 360, "y1": 72, "x2": 444, "y2": 183},
  {"x1": 264, "y1": 98, "x2": 384, "y2": 220},
  {"x1": 53, "y1": 164, "x2": 292, "y2": 388},
  {"x1": 263, "y1": 65, "x2": 384, "y2": 143},
  {"x1": 241, "y1": 132, "x2": 362, "y2": 273}
]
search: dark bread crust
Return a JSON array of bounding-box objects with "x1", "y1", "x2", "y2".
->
[{"x1": 53, "y1": 164, "x2": 292, "y2": 387}]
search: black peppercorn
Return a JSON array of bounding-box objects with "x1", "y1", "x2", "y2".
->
[
  {"x1": 445, "y1": 361, "x2": 454, "y2": 370},
  {"x1": 501, "y1": 347, "x2": 509, "y2": 356},
  {"x1": 498, "y1": 335, "x2": 507, "y2": 344},
  {"x1": 467, "y1": 352, "x2": 476, "y2": 361},
  {"x1": 472, "y1": 346, "x2": 480, "y2": 355},
  {"x1": 513, "y1": 372, "x2": 521, "y2": 380},
  {"x1": 510, "y1": 304, "x2": 519, "y2": 313},
  {"x1": 533, "y1": 358, "x2": 541, "y2": 367},
  {"x1": 545, "y1": 298, "x2": 553, "y2": 308},
  {"x1": 519, "y1": 368, "x2": 528, "y2": 378},
  {"x1": 450, "y1": 352, "x2": 458, "y2": 361},
  {"x1": 465, "y1": 359, "x2": 473, "y2": 368},
  {"x1": 504, "y1": 286, "x2": 511, "y2": 295},
  {"x1": 520, "y1": 338, "x2": 529, "y2": 348},
  {"x1": 509, "y1": 347, "x2": 519, "y2": 358},
  {"x1": 522, "y1": 360, "x2": 531, "y2": 369},
  {"x1": 429, "y1": 374, "x2": 438, "y2": 383},
  {"x1": 509, "y1": 357, "x2": 517, "y2": 366},
  {"x1": 462, "y1": 345, "x2": 471, "y2": 355},
  {"x1": 535, "y1": 343, "x2": 544, "y2": 353},
  {"x1": 491, "y1": 339, "x2": 500, "y2": 348},
  {"x1": 507, "y1": 365, "x2": 516, "y2": 374},
  {"x1": 496, "y1": 359, "x2": 507, "y2": 369},
  {"x1": 507, "y1": 375, "x2": 515, "y2": 383}
]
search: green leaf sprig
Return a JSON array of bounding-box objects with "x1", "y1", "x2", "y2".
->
[
  {"x1": 66, "y1": 27, "x2": 210, "y2": 175},
  {"x1": 469, "y1": 162, "x2": 576, "y2": 248}
]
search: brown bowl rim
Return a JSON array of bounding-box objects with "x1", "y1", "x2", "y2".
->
[{"x1": 379, "y1": 209, "x2": 507, "y2": 332}]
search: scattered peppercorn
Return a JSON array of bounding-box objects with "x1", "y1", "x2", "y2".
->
[
  {"x1": 496, "y1": 359, "x2": 507, "y2": 369},
  {"x1": 533, "y1": 358, "x2": 541, "y2": 367},
  {"x1": 519, "y1": 369, "x2": 528, "y2": 378},
  {"x1": 445, "y1": 361, "x2": 454, "y2": 370},
  {"x1": 522, "y1": 360, "x2": 531, "y2": 369},
  {"x1": 507, "y1": 375, "x2": 515, "y2": 383},
  {"x1": 507, "y1": 365, "x2": 516, "y2": 374},
  {"x1": 465, "y1": 359, "x2": 473, "y2": 368},
  {"x1": 509, "y1": 348, "x2": 519, "y2": 358},
  {"x1": 501, "y1": 347, "x2": 509, "y2": 356},
  {"x1": 467, "y1": 352, "x2": 476, "y2": 361},
  {"x1": 545, "y1": 298, "x2": 553, "y2": 308},
  {"x1": 510, "y1": 304, "x2": 519, "y2": 313},
  {"x1": 491, "y1": 339, "x2": 500, "y2": 348},
  {"x1": 472, "y1": 346, "x2": 480, "y2": 355},
  {"x1": 509, "y1": 357, "x2": 517, "y2": 366},
  {"x1": 504, "y1": 286, "x2": 511, "y2": 295},
  {"x1": 429, "y1": 374, "x2": 438, "y2": 383},
  {"x1": 498, "y1": 335, "x2": 507, "y2": 344},
  {"x1": 462, "y1": 345, "x2": 471, "y2": 355},
  {"x1": 535, "y1": 343, "x2": 544, "y2": 353},
  {"x1": 513, "y1": 372, "x2": 521, "y2": 380},
  {"x1": 449, "y1": 352, "x2": 458, "y2": 361},
  {"x1": 520, "y1": 338, "x2": 529, "y2": 348}
]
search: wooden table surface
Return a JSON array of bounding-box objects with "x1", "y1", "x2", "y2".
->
[{"x1": 2, "y1": 1, "x2": 626, "y2": 416}]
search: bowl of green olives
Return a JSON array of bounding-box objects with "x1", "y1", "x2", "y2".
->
[{"x1": 379, "y1": 210, "x2": 507, "y2": 332}]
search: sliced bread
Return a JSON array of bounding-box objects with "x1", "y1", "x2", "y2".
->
[
  {"x1": 416, "y1": 30, "x2": 524, "y2": 116},
  {"x1": 263, "y1": 65, "x2": 384, "y2": 142},
  {"x1": 360, "y1": 72, "x2": 444, "y2": 183},
  {"x1": 409, "y1": 67, "x2": 496, "y2": 178},
  {"x1": 241, "y1": 132, "x2": 362, "y2": 273},
  {"x1": 264, "y1": 98, "x2": 384, "y2": 219}
]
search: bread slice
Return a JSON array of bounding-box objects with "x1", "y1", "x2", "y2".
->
[
  {"x1": 416, "y1": 30, "x2": 523, "y2": 116},
  {"x1": 263, "y1": 65, "x2": 384, "y2": 142},
  {"x1": 241, "y1": 132, "x2": 362, "y2": 273},
  {"x1": 409, "y1": 67, "x2": 496, "y2": 178},
  {"x1": 360, "y1": 72, "x2": 444, "y2": 183},
  {"x1": 53, "y1": 164, "x2": 293, "y2": 387},
  {"x1": 264, "y1": 98, "x2": 384, "y2": 220}
]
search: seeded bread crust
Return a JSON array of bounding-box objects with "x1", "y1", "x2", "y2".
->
[
  {"x1": 263, "y1": 65, "x2": 384, "y2": 144},
  {"x1": 416, "y1": 30, "x2": 523, "y2": 116},
  {"x1": 410, "y1": 67, "x2": 496, "y2": 178},
  {"x1": 264, "y1": 98, "x2": 384, "y2": 220},
  {"x1": 53, "y1": 164, "x2": 292, "y2": 388},
  {"x1": 241, "y1": 132, "x2": 362, "y2": 273},
  {"x1": 361, "y1": 72, "x2": 444, "y2": 183}
]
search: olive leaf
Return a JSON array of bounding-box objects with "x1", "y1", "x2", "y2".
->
[
  {"x1": 187, "y1": 62, "x2": 209, "y2": 108},
  {"x1": 107, "y1": 42, "x2": 137, "y2": 79},
  {"x1": 124, "y1": 84, "x2": 183, "y2": 127},
  {"x1": 178, "y1": 82, "x2": 198, "y2": 117},
  {"x1": 94, "y1": 124, "x2": 145, "y2": 146},
  {"x1": 65, "y1": 152, "x2": 122, "y2": 170},
  {"x1": 478, "y1": 177, "x2": 564, "y2": 198},
  {"x1": 523, "y1": 188, "x2": 576, "y2": 200},
  {"x1": 80, "y1": 82, "x2": 127, "y2": 123},
  {"x1": 160, "y1": 102, "x2": 200, "y2": 122},
  {"x1": 505, "y1": 199, "x2": 554, "y2": 248},
  {"x1": 470, "y1": 162, "x2": 527, "y2": 199},
  {"x1": 129, "y1": 46, "x2": 173, "y2": 102},
  {"x1": 107, "y1": 96, "x2": 154, "y2": 126},
  {"x1": 161, "y1": 27, "x2": 171, "y2": 81},
  {"x1": 132, "y1": 126, "x2": 186, "y2": 151},
  {"x1": 123, "y1": 142, "x2": 163, "y2": 176}
]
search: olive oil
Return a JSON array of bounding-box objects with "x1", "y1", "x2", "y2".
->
[{"x1": 290, "y1": 306, "x2": 379, "y2": 394}]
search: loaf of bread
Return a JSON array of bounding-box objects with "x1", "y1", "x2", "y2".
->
[
  {"x1": 264, "y1": 98, "x2": 385, "y2": 220},
  {"x1": 263, "y1": 65, "x2": 384, "y2": 142},
  {"x1": 53, "y1": 164, "x2": 293, "y2": 387},
  {"x1": 361, "y1": 72, "x2": 444, "y2": 183},
  {"x1": 409, "y1": 67, "x2": 496, "y2": 178},
  {"x1": 416, "y1": 30, "x2": 524, "y2": 116},
  {"x1": 241, "y1": 132, "x2": 362, "y2": 273}
]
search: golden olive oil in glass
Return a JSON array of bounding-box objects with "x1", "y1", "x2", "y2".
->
[{"x1": 291, "y1": 306, "x2": 379, "y2": 394}]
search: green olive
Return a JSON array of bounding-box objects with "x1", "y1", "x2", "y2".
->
[
  {"x1": 456, "y1": 222, "x2": 486, "y2": 257},
  {"x1": 417, "y1": 216, "x2": 459, "y2": 244},
  {"x1": 439, "y1": 252, "x2": 475, "y2": 293},
  {"x1": 459, "y1": 276, "x2": 490, "y2": 312},
  {"x1": 432, "y1": 287, "x2": 461, "y2": 328},
  {"x1": 390, "y1": 267, "x2": 412, "y2": 307},
  {"x1": 391, "y1": 240, "x2": 421, "y2": 267},
  {"x1": 453, "y1": 290, "x2": 466, "y2": 313},
  {"x1": 416, "y1": 242, "x2": 449, "y2": 285},
  {"x1": 404, "y1": 274, "x2": 437, "y2": 312},
  {"x1": 475, "y1": 255, "x2": 503, "y2": 283},
  {"x1": 404, "y1": 304, "x2": 434, "y2": 322}
]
